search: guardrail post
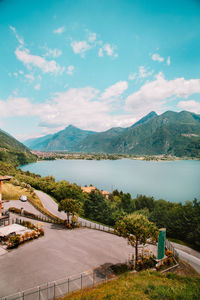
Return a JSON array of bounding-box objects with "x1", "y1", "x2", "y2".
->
[
  {"x1": 47, "y1": 282, "x2": 50, "y2": 300},
  {"x1": 68, "y1": 278, "x2": 69, "y2": 293},
  {"x1": 81, "y1": 274, "x2": 82, "y2": 289},
  {"x1": 38, "y1": 286, "x2": 40, "y2": 300},
  {"x1": 53, "y1": 282, "x2": 56, "y2": 299}
]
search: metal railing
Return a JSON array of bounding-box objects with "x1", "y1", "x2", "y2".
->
[
  {"x1": 165, "y1": 238, "x2": 179, "y2": 260},
  {"x1": 78, "y1": 220, "x2": 114, "y2": 233},
  {"x1": 0, "y1": 263, "x2": 123, "y2": 300}
]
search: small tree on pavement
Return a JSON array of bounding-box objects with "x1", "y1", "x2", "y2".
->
[
  {"x1": 58, "y1": 198, "x2": 80, "y2": 224},
  {"x1": 115, "y1": 213, "x2": 158, "y2": 262}
]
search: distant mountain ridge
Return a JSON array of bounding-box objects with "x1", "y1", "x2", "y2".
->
[
  {"x1": 24, "y1": 111, "x2": 200, "y2": 157},
  {"x1": 0, "y1": 129, "x2": 36, "y2": 166},
  {"x1": 25, "y1": 125, "x2": 96, "y2": 151}
]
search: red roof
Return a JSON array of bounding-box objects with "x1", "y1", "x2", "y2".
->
[{"x1": 0, "y1": 176, "x2": 11, "y2": 182}]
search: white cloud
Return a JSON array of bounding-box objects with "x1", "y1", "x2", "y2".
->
[
  {"x1": 152, "y1": 53, "x2": 164, "y2": 63},
  {"x1": 128, "y1": 67, "x2": 153, "y2": 82},
  {"x1": 34, "y1": 83, "x2": 41, "y2": 90},
  {"x1": 128, "y1": 73, "x2": 137, "y2": 81},
  {"x1": 0, "y1": 87, "x2": 136, "y2": 133},
  {"x1": 126, "y1": 73, "x2": 200, "y2": 115},
  {"x1": 19, "y1": 70, "x2": 24, "y2": 75},
  {"x1": 138, "y1": 66, "x2": 154, "y2": 79},
  {"x1": 103, "y1": 44, "x2": 114, "y2": 56},
  {"x1": 88, "y1": 32, "x2": 96, "y2": 43},
  {"x1": 25, "y1": 73, "x2": 35, "y2": 83},
  {"x1": 98, "y1": 48, "x2": 103, "y2": 57},
  {"x1": 70, "y1": 31, "x2": 118, "y2": 59},
  {"x1": 177, "y1": 100, "x2": 200, "y2": 114},
  {"x1": 15, "y1": 48, "x2": 65, "y2": 74},
  {"x1": 67, "y1": 65, "x2": 74, "y2": 75},
  {"x1": 101, "y1": 81, "x2": 128, "y2": 100},
  {"x1": 13, "y1": 72, "x2": 18, "y2": 77},
  {"x1": 0, "y1": 97, "x2": 33, "y2": 117},
  {"x1": 70, "y1": 41, "x2": 91, "y2": 57},
  {"x1": 103, "y1": 44, "x2": 118, "y2": 57},
  {"x1": 53, "y1": 26, "x2": 65, "y2": 34},
  {"x1": 167, "y1": 56, "x2": 171, "y2": 66},
  {"x1": 45, "y1": 48, "x2": 62, "y2": 58},
  {"x1": 9, "y1": 25, "x2": 24, "y2": 45}
]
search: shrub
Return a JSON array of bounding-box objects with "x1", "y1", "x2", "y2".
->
[
  {"x1": 21, "y1": 220, "x2": 35, "y2": 229},
  {"x1": 110, "y1": 263, "x2": 129, "y2": 274},
  {"x1": 7, "y1": 235, "x2": 20, "y2": 248},
  {"x1": 8, "y1": 207, "x2": 21, "y2": 214},
  {"x1": 135, "y1": 255, "x2": 156, "y2": 271}
]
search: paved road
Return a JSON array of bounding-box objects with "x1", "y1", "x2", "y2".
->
[
  {"x1": 172, "y1": 242, "x2": 200, "y2": 274},
  {"x1": 0, "y1": 219, "x2": 133, "y2": 297},
  {"x1": 35, "y1": 190, "x2": 111, "y2": 230},
  {"x1": 35, "y1": 190, "x2": 200, "y2": 274},
  {"x1": 2, "y1": 200, "x2": 46, "y2": 219}
]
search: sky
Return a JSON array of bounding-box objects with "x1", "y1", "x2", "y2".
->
[{"x1": 0, "y1": 0, "x2": 200, "y2": 141}]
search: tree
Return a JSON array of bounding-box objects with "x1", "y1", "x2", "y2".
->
[
  {"x1": 58, "y1": 198, "x2": 80, "y2": 224},
  {"x1": 115, "y1": 213, "x2": 158, "y2": 262},
  {"x1": 83, "y1": 190, "x2": 113, "y2": 224}
]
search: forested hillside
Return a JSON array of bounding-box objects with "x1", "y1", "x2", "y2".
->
[{"x1": 0, "y1": 129, "x2": 36, "y2": 166}]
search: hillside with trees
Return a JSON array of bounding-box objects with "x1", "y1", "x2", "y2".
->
[
  {"x1": 0, "y1": 129, "x2": 36, "y2": 166},
  {"x1": 1, "y1": 161, "x2": 199, "y2": 250}
]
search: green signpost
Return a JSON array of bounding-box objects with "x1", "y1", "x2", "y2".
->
[{"x1": 157, "y1": 228, "x2": 166, "y2": 260}]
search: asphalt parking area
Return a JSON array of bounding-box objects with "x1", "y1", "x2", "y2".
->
[{"x1": 0, "y1": 223, "x2": 133, "y2": 297}]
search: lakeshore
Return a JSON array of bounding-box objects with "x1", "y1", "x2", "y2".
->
[
  {"x1": 31, "y1": 150, "x2": 200, "y2": 162},
  {"x1": 20, "y1": 158, "x2": 200, "y2": 203}
]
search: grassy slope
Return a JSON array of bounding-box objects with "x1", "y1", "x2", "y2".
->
[
  {"x1": 2, "y1": 182, "x2": 40, "y2": 203},
  {"x1": 2, "y1": 182, "x2": 63, "y2": 221},
  {"x1": 59, "y1": 271, "x2": 200, "y2": 300}
]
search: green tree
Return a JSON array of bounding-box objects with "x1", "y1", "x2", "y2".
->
[
  {"x1": 115, "y1": 214, "x2": 158, "y2": 261},
  {"x1": 83, "y1": 190, "x2": 113, "y2": 225},
  {"x1": 58, "y1": 198, "x2": 80, "y2": 224}
]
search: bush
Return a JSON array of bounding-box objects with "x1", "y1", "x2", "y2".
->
[
  {"x1": 8, "y1": 207, "x2": 21, "y2": 214},
  {"x1": 21, "y1": 220, "x2": 35, "y2": 229},
  {"x1": 7, "y1": 235, "x2": 20, "y2": 248},
  {"x1": 135, "y1": 255, "x2": 156, "y2": 271},
  {"x1": 110, "y1": 263, "x2": 129, "y2": 274}
]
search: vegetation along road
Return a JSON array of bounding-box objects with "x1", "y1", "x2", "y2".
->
[
  {"x1": 35, "y1": 190, "x2": 200, "y2": 274},
  {"x1": 35, "y1": 190, "x2": 111, "y2": 230}
]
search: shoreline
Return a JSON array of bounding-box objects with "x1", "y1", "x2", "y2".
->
[{"x1": 31, "y1": 151, "x2": 200, "y2": 162}]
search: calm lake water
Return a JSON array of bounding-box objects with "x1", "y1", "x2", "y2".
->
[{"x1": 20, "y1": 159, "x2": 200, "y2": 203}]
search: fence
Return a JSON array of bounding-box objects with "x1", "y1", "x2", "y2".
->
[
  {"x1": 2, "y1": 207, "x2": 63, "y2": 225},
  {"x1": 0, "y1": 218, "x2": 179, "y2": 300},
  {"x1": 0, "y1": 215, "x2": 10, "y2": 227},
  {"x1": 27, "y1": 199, "x2": 64, "y2": 224},
  {"x1": 78, "y1": 220, "x2": 114, "y2": 234},
  {"x1": 0, "y1": 264, "x2": 120, "y2": 300},
  {"x1": 165, "y1": 238, "x2": 179, "y2": 260}
]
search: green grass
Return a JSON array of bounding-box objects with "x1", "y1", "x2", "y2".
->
[{"x1": 59, "y1": 271, "x2": 200, "y2": 300}]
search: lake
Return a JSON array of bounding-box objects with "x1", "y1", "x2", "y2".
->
[{"x1": 20, "y1": 159, "x2": 200, "y2": 203}]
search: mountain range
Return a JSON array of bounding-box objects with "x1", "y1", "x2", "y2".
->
[{"x1": 24, "y1": 110, "x2": 200, "y2": 157}]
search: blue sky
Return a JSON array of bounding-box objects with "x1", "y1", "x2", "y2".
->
[{"x1": 0, "y1": 0, "x2": 200, "y2": 140}]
